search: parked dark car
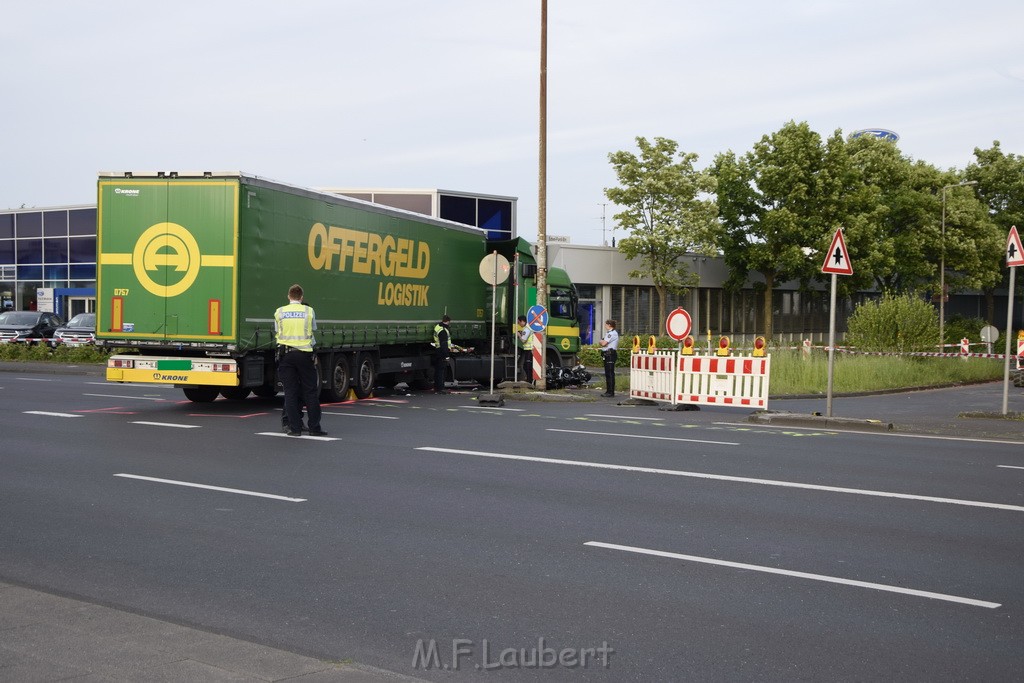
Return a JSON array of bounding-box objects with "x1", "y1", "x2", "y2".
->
[
  {"x1": 50, "y1": 312, "x2": 96, "y2": 348},
  {"x1": 0, "y1": 311, "x2": 64, "y2": 344}
]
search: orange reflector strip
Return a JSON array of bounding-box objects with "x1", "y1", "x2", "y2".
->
[
  {"x1": 111, "y1": 297, "x2": 123, "y2": 332},
  {"x1": 208, "y1": 299, "x2": 221, "y2": 335}
]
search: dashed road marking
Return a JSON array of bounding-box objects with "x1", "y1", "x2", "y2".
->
[
  {"x1": 584, "y1": 541, "x2": 1000, "y2": 609},
  {"x1": 114, "y1": 473, "x2": 306, "y2": 502}
]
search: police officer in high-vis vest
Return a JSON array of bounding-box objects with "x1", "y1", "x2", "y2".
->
[
  {"x1": 274, "y1": 284, "x2": 325, "y2": 436},
  {"x1": 517, "y1": 314, "x2": 534, "y2": 382},
  {"x1": 432, "y1": 314, "x2": 454, "y2": 394}
]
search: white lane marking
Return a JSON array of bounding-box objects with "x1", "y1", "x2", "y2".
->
[
  {"x1": 257, "y1": 432, "x2": 339, "y2": 441},
  {"x1": 322, "y1": 411, "x2": 397, "y2": 420},
  {"x1": 463, "y1": 405, "x2": 525, "y2": 411},
  {"x1": 586, "y1": 414, "x2": 664, "y2": 421},
  {"x1": 714, "y1": 422, "x2": 1023, "y2": 446},
  {"x1": 584, "y1": 542, "x2": 1000, "y2": 609},
  {"x1": 83, "y1": 393, "x2": 167, "y2": 401},
  {"x1": 416, "y1": 447, "x2": 1024, "y2": 513},
  {"x1": 131, "y1": 421, "x2": 201, "y2": 429},
  {"x1": 114, "y1": 473, "x2": 305, "y2": 502},
  {"x1": 17, "y1": 377, "x2": 55, "y2": 382},
  {"x1": 547, "y1": 428, "x2": 738, "y2": 446},
  {"x1": 998, "y1": 465, "x2": 1024, "y2": 470},
  {"x1": 24, "y1": 411, "x2": 82, "y2": 418}
]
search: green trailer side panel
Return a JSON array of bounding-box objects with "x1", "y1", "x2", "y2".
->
[
  {"x1": 96, "y1": 174, "x2": 529, "y2": 354},
  {"x1": 235, "y1": 181, "x2": 489, "y2": 351},
  {"x1": 96, "y1": 179, "x2": 238, "y2": 342}
]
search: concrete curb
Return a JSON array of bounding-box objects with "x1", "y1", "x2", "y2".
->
[{"x1": 749, "y1": 410, "x2": 894, "y2": 432}]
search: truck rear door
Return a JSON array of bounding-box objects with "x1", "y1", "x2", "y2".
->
[{"x1": 96, "y1": 176, "x2": 239, "y2": 344}]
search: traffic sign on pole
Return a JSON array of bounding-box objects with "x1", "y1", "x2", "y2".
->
[
  {"x1": 821, "y1": 228, "x2": 853, "y2": 275},
  {"x1": 665, "y1": 307, "x2": 692, "y2": 341},
  {"x1": 526, "y1": 305, "x2": 548, "y2": 333},
  {"x1": 1006, "y1": 225, "x2": 1024, "y2": 267}
]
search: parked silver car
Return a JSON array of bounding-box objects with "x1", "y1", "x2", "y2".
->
[{"x1": 50, "y1": 312, "x2": 96, "y2": 347}]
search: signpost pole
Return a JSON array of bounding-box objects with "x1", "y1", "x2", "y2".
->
[
  {"x1": 826, "y1": 272, "x2": 837, "y2": 418},
  {"x1": 489, "y1": 251, "x2": 498, "y2": 395},
  {"x1": 1002, "y1": 226, "x2": 1024, "y2": 415},
  {"x1": 1003, "y1": 265, "x2": 1016, "y2": 415},
  {"x1": 820, "y1": 228, "x2": 852, "y2": 418}
]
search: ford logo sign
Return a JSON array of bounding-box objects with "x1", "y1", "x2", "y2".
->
[{"x1": 849, "y1": 128, "x2": 900, "y2": 142}]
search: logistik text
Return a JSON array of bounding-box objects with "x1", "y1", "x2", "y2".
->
[{"x1": 307, "y1": 223, "x2": 430, "y2": 307}]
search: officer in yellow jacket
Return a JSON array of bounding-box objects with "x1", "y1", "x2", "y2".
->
[
  {"x1": 274, "y1": 284, "x2": 325, "y2": 436},
  {"x1": 517, "y1": 314, "x2": 534, "y2": 382},
  {"x1": 433, "y1": 314, "x2": 455, "y2": 394}
]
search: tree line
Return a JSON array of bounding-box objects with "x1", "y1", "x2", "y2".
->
[{"x1": 604, "y1": 121, "x2": 1024, "y2": 340}]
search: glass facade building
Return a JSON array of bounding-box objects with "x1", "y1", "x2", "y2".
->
[{"x1": 0, "y1": 206, "x2": 97, "y2": 317}]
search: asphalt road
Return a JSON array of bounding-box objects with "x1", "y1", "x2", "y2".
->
[{"x1": 2, "y1": 369, "x2": 1023, "y2": 680}]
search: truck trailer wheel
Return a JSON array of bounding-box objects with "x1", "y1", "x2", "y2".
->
[
  {"x1": 183, "y1": 386, "x2": 220, "y2": 403},
  {"x1": 321, "y1": 353, "x2": 351, "y2": 403},
  {"x1": 220, "y1": 386, "x2": 252, "y2": 401},
  {"x1": 352, "y1": 353, "x2": 377, "y2": 399}
]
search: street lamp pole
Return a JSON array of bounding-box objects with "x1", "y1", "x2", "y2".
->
[{"x1": 939, "y1": 180, "x2": 978, "y2": 350}]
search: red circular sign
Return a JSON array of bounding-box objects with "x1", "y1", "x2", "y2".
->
[{"x1": 665, "y1": 308, "x2": 692, "y2": 341}]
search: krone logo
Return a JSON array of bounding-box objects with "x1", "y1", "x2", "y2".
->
[{"x1": 100, "y1": 222, "x2": 234, "y2": 297}]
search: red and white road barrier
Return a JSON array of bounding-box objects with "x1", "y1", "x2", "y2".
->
[
  {"x1": 629, "y1": 351, "x2": 771, "y2": 410},
  {"x1": 675, "y1": 355, "x2": 771, "y2": 409},
  {"x1": 629, "y1": 351, "x2": 677, "y2": 402}
]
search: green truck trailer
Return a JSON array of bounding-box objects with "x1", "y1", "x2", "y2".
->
[{"x1": 95, "y1": 172, "x2": 580, "y2": 401}]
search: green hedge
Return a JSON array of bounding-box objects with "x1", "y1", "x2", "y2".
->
[
  {"x1": 581, "y1": 333, "x2": 680, "y2": 368},
  {"x1": 0, "y1": 343, "x2": 111, "y2": 364}
]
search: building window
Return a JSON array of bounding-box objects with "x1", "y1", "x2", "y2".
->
[
  {"x1": 44, "y1": 237, "x2": 69, "y2": 263},
  {"x1": 16, "y1": 238, "x2": 43, "y2": 263},
  {"x1": 44, "y1": 210, "x2": 68, "y2": 237},
  {"x1": 15, "y1": 212, "x2": 42, "y2": 238},
  {"x1": 69, "y1": 237, "x2": 96, "y2": 263},
  {"x1": 69, "y1": 208, "x2": 96, "y2": 236}
]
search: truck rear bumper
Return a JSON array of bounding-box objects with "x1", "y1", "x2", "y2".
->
[{"x1": 106, "y1": 355, "x2": 239, "y2": 386}]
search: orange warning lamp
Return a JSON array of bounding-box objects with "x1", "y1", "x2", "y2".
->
[
  {"x1": 752, "y1": 336, "x2": 766, "y2": 357},
  {"x1": 631, "y1": 335, "x2": 641, "y2": 353},
  {"x1": 716, "y1": 335, "x2": 731, "y2": 357},
  {"x1": 647, "y1": 335, "x2": 657, "y2": 354},
  {"x1": 681, "y1": 335, "x2": 695, "y2": 355}
]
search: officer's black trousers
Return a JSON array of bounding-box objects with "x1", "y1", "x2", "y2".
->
[{"x1": 279, "y1": 349, "x2": 322, "y2": 432}]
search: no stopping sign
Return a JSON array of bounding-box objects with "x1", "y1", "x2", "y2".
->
[{"x1": 665, "y1": 307, "x2": 692, "y2": 341}]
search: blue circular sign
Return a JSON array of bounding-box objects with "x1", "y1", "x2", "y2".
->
[{"x1": 526, "y1": 305, "x2": 548, "y2": 333}]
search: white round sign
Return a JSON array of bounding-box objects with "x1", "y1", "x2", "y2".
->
[
  {"x1": 665, "y1": 307, "x2": 692, "y2": 341},
  {"x1": 478, "y1": 252, "x2": 510, "y2": 285},
  {"x1": 980, "y1": 325, "x2": 999, "y2": 343}
]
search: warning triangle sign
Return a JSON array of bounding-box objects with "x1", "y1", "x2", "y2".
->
[
  {"x1": 821, "y1": 228, "x2": 853, "y2": 275},
  {"x1": 1007, "y1": 225, "x2": 1024, "y2": 267}
]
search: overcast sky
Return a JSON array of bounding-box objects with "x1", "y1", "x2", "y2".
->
[{"x1": 3, "y1": 1, "x2": 1022, "y2": 245}]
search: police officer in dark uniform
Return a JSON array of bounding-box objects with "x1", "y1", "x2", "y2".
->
[
  {"x1": 433, "y1": 314, "x2": 455, "y2": 394},
  {"x1": 274, "y1": 284, "x2": 326, "y2": 436},
  {"x1": 598, "y1": 318, "x2": 619, "y2": 397}
]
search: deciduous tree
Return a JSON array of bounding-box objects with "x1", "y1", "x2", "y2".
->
[{"x1": 605, "y1": 136, "x2": 718, "y2": 324}]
